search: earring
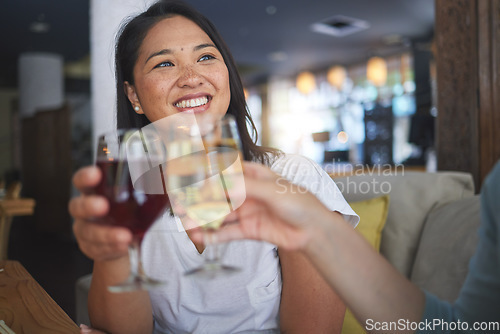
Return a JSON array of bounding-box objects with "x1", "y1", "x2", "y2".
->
[{"x1": 134, "y1": 106, "x2": 140, "y2": 111}]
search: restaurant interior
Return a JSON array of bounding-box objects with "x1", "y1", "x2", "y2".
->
[{"x1": 0, "y1": 0, "x2": 499, "y2": 330}]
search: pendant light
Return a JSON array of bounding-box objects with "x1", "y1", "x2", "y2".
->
[
  {"x1": 366, "y1": 56, "x2": 387, "y2": 86},
  {"x1": 327, "y1": 65, "x2": 346, "y2": 89},
  {"x1": 296, "y1": 71, "x2": 316, "y2": 94}
]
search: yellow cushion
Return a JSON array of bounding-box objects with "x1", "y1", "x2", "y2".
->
[
  {"x1": 341, "y1": 195, "x2": 390, "y2": 334},
  {"x1": 349, "y1": 195, "x2": 389, "y2": 250}
]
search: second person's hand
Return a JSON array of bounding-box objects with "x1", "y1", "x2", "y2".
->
[{"x1": 191, "y1": 162, "x2": 343, "y2": 251}]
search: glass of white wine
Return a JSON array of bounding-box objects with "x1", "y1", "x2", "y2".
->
[{"x1": 165, "y1": 114, "x2": 245, "y2": 278}]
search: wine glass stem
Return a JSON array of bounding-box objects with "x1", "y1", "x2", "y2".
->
[
  {"x1": 203, "y1": 230, "x2": 220, "y2": 263},
  {"x1": 128, "y1": 238, "x2": 146, "y2": 279}
]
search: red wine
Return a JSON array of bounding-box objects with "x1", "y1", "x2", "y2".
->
[{"x1": 95, "y1": 160, "x2": 170, "y2": 240}]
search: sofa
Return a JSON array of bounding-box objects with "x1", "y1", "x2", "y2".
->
[
  {"x1": 75, "y1": 169, "x2": 481, "y2": 331},
  {"x1": 333, "y1": 168, "x2": 480, "y2": 333}
]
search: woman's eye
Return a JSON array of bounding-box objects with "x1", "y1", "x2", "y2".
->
[
  {"x1": 199, "y1": 54, "x2": 215, "y2": 62},
  {"x1": 154, "y1": 61, "x2": 173, "y2": 68}
]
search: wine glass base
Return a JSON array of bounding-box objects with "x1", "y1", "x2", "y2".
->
[
  {"x1": 185, "y1": 262, "x2": 240, "y2": 280},
  {"x1": 108, "y1": 275, "x2": 166, "y2": 293}
]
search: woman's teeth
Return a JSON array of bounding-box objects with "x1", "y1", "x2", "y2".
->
[{"x1": 175, "y1": 96, "x2": 208, "y2": 108}]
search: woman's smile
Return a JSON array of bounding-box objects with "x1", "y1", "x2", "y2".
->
[{"x1": 174, "y1": 94, "x2": 211, "y2": 113}]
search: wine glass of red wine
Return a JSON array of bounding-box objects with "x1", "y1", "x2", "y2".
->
[{"x1": 95, "y1": 128, "x2": 170, "y2": 292}]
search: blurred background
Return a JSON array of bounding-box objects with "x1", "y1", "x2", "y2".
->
[
  {"x1": 1, "y1": 0, "x2": 435, "y2": 177},
  {"x1": 1, "y1": 0, "x2": 499, "y2": 323}
]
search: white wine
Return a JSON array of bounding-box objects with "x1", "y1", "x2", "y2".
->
[
  {"x1": 185, "y1": 201, "x2": 231, "y2": 229},
  {"x1": 168, "y1": 168, "x2": 233, "y2": 230}
]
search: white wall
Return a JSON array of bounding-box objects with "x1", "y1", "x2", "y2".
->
[{"x1": 90, "y1": 0, "x2": 156, "y2": 151}]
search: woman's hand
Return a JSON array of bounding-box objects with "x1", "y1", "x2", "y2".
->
[
  {"x1": 69, "y1": 166, "x2": 132, "y2": 262},
  {"x1": 70, "y1": 166, "x2": 153, "y2": 334},
  {"x1": 191, "y1": 162, "x2": 338, "y2": 251}
]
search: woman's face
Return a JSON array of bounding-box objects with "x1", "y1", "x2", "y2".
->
[{"x1": 125, "y1": 15, "x2": 230, "y2": 123}]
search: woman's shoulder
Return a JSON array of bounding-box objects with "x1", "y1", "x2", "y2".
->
[
  {"x1": 270, "y1": 153, "x2": 323, "y2": 169},
  {"x1": 270, "y1": 153, "x2": 325, "y2": 179}
]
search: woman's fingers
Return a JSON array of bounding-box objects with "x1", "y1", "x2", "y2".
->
[
  {"x1": 69, "y1": 195, "x2": 109, "y2": 220},
  {"x1": 73, "y1": 220, "x2": 131, "y2": 245},
  {"x1": 73, "y1": 166, "x2": 101, "y2": 194},
  {"x1": 70, "y1": 165, "x2": 131, "y2": 261},
  {"x1": 69, "y1": 165, "x2": 107, "y2": 221},
  {"x1": 73, "y1": 220, "x2": 131, "y2": 261}
]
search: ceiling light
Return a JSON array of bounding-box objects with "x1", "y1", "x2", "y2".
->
[
  {"x1": 337, "y1": 131, "x2": 349, "y2": 144},
  {"x1": 327, "y1": 66, "x2": 346, "y2": 89},
  {"x1": 296, "y1": 71, "x2": 316, "y2": 94},
  {"x1": 311, "y1": 15, "x2": 369, "y2": 37},
  {"x1": 366, "y1": 57, "x2": 387, "y2": 86}
]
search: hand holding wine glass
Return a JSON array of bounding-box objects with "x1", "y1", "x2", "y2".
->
[{"x1": 94, "y1": 128, "x2": 170, "y2": 292}]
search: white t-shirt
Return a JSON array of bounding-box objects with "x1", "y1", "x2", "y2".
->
[{"x1": 142, "y1": 154, "x2": 359, "y2": 333}]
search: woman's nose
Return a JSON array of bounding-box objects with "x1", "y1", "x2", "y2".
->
[{"x1": 177, "y1": 65, "x2": 203, "y2": 88}]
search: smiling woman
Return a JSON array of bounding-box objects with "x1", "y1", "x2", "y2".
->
[
  {"x1": 114, "y1": 1, "x2": 276, "y2": 164},
  {"x1": 69, "y1": 1, "x2": 359, "y2": 333},
  {"x1": 123, "y1": 16, "x2": 230, "y2": 123}
]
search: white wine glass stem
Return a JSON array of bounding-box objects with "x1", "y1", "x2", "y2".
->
[{"x1": 202, "y1": 230, "x2": 220, "y2": 264}]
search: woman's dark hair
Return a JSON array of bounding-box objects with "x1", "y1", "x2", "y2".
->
[{"x1": 115, "y1": 0, "x2": 280, "y2": 164}]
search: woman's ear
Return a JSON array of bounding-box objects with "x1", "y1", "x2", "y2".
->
[{"x1": 124, "y1": 81, "x2": 143, "y2": 114}]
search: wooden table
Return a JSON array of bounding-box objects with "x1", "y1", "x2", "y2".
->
[
  {"x1": 0, "y1": 199, "x2": 35, "y2": 261},
  {"x1": 0, "y1": 260, "x2": 79, "y2": 333}
]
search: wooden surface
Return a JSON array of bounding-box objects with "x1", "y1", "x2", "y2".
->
[
  {"x1": 0, "y1": 199, "x2": 35, "y2": 260},
  {"x1": 0, "y1": 260, "x2": 79, "y2": 333}
]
